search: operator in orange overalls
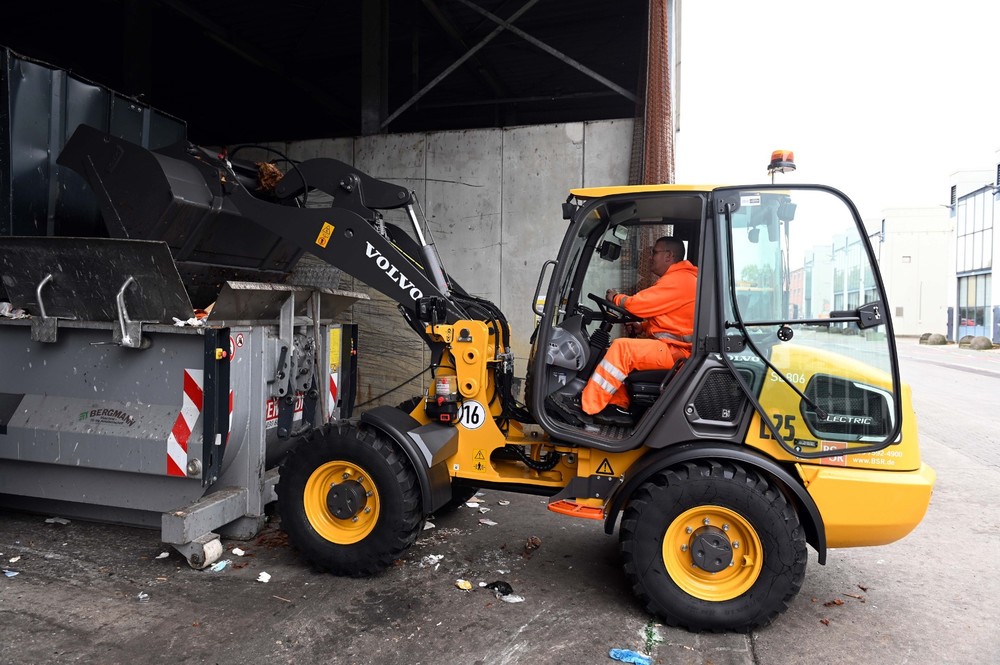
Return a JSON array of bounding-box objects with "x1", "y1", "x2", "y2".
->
[{"x1": 552, "y1": 236, "x2": 697, "y2": 426}]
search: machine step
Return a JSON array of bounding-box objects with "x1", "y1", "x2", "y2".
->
[{"x1": 547, "y1": 499, "x2": 604, "y2": 520}]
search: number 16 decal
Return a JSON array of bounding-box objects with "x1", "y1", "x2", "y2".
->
[
  {"x1": 759, "y1": 413, "x2": 796, "y2": 440},
  {"x1": 459, "y1": 400, "x2": 487, "y2": 430}
]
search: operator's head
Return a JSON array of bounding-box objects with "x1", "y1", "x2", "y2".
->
[{"x1": 651, "y1": 237, "x2": 685, "y2": 277}]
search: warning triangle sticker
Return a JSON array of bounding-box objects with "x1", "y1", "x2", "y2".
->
[
  {"x1": 596, "y1": 458, "x2": 615, "y2": 475},
  {"x1": 474, "y1": 450, "x2": 486, "y2": 460}
]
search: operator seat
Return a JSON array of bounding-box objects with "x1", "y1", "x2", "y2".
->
[{"x1": 623, "y1": 361, "x2": 685, "y2": 419}]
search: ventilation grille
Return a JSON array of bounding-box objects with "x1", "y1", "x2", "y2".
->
[{"x1": 692, "y1": 369, "x2": 751, "y2": 422}]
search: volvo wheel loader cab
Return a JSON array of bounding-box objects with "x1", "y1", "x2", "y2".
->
[{"x1": 51, "y1": 127, "x2": 933, "y2": 631}]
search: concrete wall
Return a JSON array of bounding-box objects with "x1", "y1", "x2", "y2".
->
[
  {"x1": 878, "y1": 207, "x2": 954, "y2": 337},
  {"x1": 268, "y1": 120, "x2": 633, "y2": 407}
]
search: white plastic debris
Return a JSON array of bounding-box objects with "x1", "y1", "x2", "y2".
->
[
  {"x1": 500, "y1": 594, "x2": 525, "y2": 603},
  {"x1": 420, "y1": 554, "x2": 445, "y2": 568},
  {"x1": 478, "y1": 507, "x2": 491, "y2": 514},
  {"x1": 478, "y1": 518, "x2": 498, "y2": 526},
  {"x1": 137, "y1": 592, "x2": 149, "y2": 602},
  {"x1": 8, "y1": 556, "x2": 20, "y2": 563},
  {"x1": 465, "y1": 496, "x2": 483, "y2": 504},
  {"x1": 209, "y1": 560, "x2": 231, "y2": 572},
  {"x1": 497, "y1": 500, "x2": 510, "y2": 506},
  {"x1": 172, "y1": 317, "x2": 206, "y2": 328},
  {"x1": 44, "y1": 517, "x2": 70, "y2": 525},
  {"x1": 232, "y1": 547, "x2": 246, "y2": 557},
  {"x1": 0, "y1": 303, "x2": 27, "y2": 319},
  {"x1": 423, "y1": 521, "x2": 436, "y2": 530},
  {"x1": 155, "y1": 552, "x2": 170, "y2": 560},
  {"x1": 3, "y1": 569, "x2": 19, "y2": 578},
  {"x1": 257, "y1": 571, "x2": 271, "y2": 583}
]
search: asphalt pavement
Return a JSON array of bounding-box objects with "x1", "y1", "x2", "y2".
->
[{"x1": 1, "y1": 339, "x2": 997, "y2": 665}]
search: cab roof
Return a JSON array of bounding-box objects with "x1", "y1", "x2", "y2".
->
[{"x1": 569, "y1": 184, "x2": 721, "y2": 199}]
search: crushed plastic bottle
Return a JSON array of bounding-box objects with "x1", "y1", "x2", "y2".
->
[{"x1": 608, "y1": 649, "x2": 651, "y2": 665}]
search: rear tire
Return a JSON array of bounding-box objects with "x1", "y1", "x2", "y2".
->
[
  {"x1": 277, "y1": 425, "x2": 423, "y2": 576},
  {"x1": 619, "y1": 460, "x2": 806, "y2": 632}
]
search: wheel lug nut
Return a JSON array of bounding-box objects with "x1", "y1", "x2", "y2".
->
[
  {"x1": 733, "y1": 541, "x2": 740, "y2": 549},
  {"x1": 342, "y1": 472, "x2": 350, "y2": 479},
  {"x1": 722, "y1": 524, "x2": 729, "y2": 531},
  {"x1": 685, "y1": 526, "x2": 693, "y2": 534},
  {"x1": 681, "y1": 544, "x2": 688, "y2": 552},
  {"x1": 352, "y1": 516, "x2": 359, "y2": 522},
  {"x1": 703, "y1": 518, "x2": 710, "y2": 525},
  {"x1": 364, "y1": 507, "x2": 371, "y2": 514}
]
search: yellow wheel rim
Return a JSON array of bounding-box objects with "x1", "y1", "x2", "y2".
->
[
  {"x1": 662, "y1": 505, "x2": 763, "y2": 602},
  {"x1": 304, "y1": 460, "x2": 380, "y2": 545}
]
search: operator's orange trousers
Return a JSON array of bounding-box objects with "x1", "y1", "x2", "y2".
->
[{"x1": 581, "y1": 338, "x2": 688, "y2": 414}]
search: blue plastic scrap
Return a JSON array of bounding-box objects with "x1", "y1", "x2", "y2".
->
[{"x1": 608, "y1": 648, "x2": 652, "y2": 665}]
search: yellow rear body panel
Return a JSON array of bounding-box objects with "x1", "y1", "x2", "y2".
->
[{"x1": 798, "y1": 462, "x2": 936, "y2": 547}]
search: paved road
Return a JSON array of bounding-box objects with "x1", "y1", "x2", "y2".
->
[{"x1": 1, "y1": 340, "x2": 997, "y2": 664}]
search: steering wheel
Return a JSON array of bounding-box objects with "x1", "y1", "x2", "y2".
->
[{"x1": 588, "y1": 293, "x2": 642, "y2": 325}]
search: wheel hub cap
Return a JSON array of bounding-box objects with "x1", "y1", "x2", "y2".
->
[
  {"x1": 327, "y1": 479, "x2": 368, "y2": 519},
  {"x1": 689, "y1": 525, "x2": 733, "y2": 573}
]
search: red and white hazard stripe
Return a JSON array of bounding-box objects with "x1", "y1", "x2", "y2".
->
[
  {"x1": 328, "y1": 372, "x2": 338, "y2": 420},
  {"x1": 167, "y1": 369, "x2": 234, "y2": 478},
  {"x1": 167, "y1": 369, "x2": 203, "y2": 477}
]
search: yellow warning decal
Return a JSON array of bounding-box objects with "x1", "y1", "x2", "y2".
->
[
  {"x1": 315, "y1": 222, "x2": 335, "y2": 248},
  {"x1": 472, "y1": 449, "x2": 488, "y2": 473},
  {"x1": 596, "y1": 458, "x2": 615, "y2": 475}
]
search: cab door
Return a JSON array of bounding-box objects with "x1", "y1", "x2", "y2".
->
[{"x1": 714, "y1": 186, "x2": 901, "y2": 459}]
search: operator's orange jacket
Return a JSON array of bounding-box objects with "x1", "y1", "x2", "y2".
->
[
  {"x1": 581, "y1": 260, "x2": 698, "y2": 415},
  {"x1": 613, "y1": 259, "x2": 698, "y2": 343}
]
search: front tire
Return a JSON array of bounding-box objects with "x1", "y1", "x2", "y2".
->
[
  {"x1": 619, "y1": 460, "x2": 807, "y2": 632},
  {"x1": 277, "y1": 425, "x2": 423, "y2": 576}
]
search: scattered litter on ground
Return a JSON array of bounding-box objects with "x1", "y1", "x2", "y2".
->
[
  {"x1": 858, "y1": 583, "x2": 869, "y2": 592},
  {"x1": 608, "y1": 648, "x2": 651, "y2": 665},
  {"x1": 845, "y1": 593, "x2": 865, "y2": 601},
  {"x1": 465, "y1": 497, "x2": 483, "y2": 505},
  {"x1": 155, "y1": 552, "x2": 170, "y2": 560},
  {"x1": 272, "y1": 595, "x2": 292, "y2": 603},
  {"x1": 172, "y1": 317, "x2": 206, "y2": 328},
  {"x1": 137, "y1": 592, "x2": 149, "y2": 602},
  {"x1": 500, "y1": 594, "x2": 525, "y2": 603},
  {"x1": 820, "y1": 618, "x2": 830, "y2": 626},
  {"x1": 523, "y1": 536, "x2": 542, "y2": 557},
  {"x1": 209, "y1": 560, "x2": 231, "y2": 572},
  {"x1": 423, "y1": 521, "x2": 436, "y2": 530},
  {"x1": 479, "y1": 518, "x2": 498, "y2": 526},
  {"x1": 8, "y1": 556, "x2": 20, "y2": 563},
  {"x1": 496, "y1": 569, "x2": 510, "y2": 574},
  {"x1": 823, "y1": 598, "x2": 844, "y2": 607},
  {"x1": 44, "y1": 517, "x2": 70, "y2": 525},
  {"x1": 478, "y1": 507, "x2": 491, "y2": 514},
  {"x1": 485, "y1": 580, "x2": 514, "y2": 597},
  {"x1": 232, "y1": 547, "x2": 246, "y2": 557},
  {"x1": 420, "y1": 554, "x2": 444, "y2": 568},
  {"x1": 257, "y1": 572, "x2": 271, "y2": 583},
  {"x1": 455, "y1": 579, "x2": 473, "y2": 591},
  {"x1": 497, "y1": 500, "x2": 510, "y2": 506},
  {"x1": 3, "y1": 569, "x2": 19, "y2": 578}
]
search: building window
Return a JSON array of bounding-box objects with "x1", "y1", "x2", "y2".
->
[
  {"x1": 956, "y1": 190, "x2": 993, "y2": 273},
  {"x1": 957, "y1": 273, "x2": 991, "y2": 336}
]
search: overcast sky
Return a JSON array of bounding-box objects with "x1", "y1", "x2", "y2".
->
[{"x1": 674, "y1": 0, "x2": 1000, "y2": 221}]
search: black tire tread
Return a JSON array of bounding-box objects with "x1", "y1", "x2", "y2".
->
[
  {"x1": 276, "y1": 424, "x2": 423, "y2": 577},
  {"x1": 619, "y1": 460, "x2": 807, "y2": 632}
]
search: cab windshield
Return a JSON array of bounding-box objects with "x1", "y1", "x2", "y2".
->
[{"x1": 718, "y1": 186, "x2": 901, "y2": 457}]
